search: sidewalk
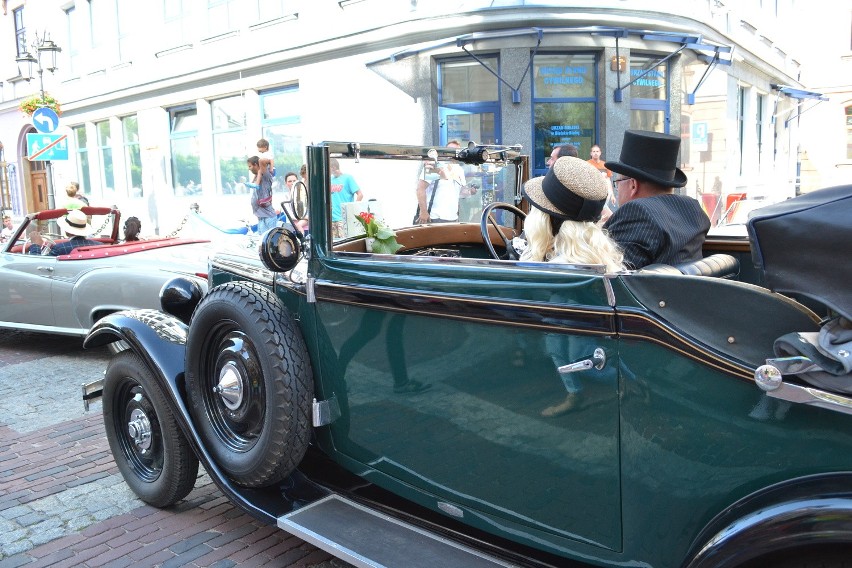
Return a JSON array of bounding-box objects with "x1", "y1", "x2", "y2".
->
[{"x1": 0, "y1": 330, "x2": 348, "y2": 568}]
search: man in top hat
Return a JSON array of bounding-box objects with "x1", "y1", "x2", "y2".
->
[
  {"x1": 49, "y1": 209, "x2": 105, "y2": 256},
  {"x1": 603, "y1": 130, "x2": 710, "y2": 269}
]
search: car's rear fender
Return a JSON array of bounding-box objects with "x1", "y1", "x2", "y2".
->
[
  {"x1": 683, "y1": 473, "x2": 852, "y2": 568},
  {"x1": 83, "y1": 310, "x2": 280, "y2": 523}
]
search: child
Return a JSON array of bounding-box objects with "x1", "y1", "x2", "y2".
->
[
  {"x1": 256, "y1": 138, "x2": 276, "y2": 178},
  {"x1": 1, "y1": 215, "x2": 13, "y2": 243}
]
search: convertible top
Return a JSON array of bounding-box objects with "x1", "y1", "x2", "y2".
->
[{"x1": 747, "y1": 184, "x2": 852, "y2": 320}]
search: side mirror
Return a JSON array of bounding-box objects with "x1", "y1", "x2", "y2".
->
[
  {"x1": 292, "y1": 180, "x2": 308, "y2": 219},
  {"x1": 259, "y1": 227, "x2": 301, "y2": 272}
]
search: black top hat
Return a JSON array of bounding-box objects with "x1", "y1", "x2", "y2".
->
[{"x1": 604, "y1": 130, "x2": 687, "y2": 188}]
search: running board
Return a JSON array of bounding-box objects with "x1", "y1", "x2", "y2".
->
[{"x1": 278, "y1": 494, "x2": 517, "y2": 568}]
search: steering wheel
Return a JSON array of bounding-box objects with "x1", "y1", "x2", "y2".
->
[
  {"x1": 23, "y1": 237, "x2": 56, "y2": 255},
  {"x1": 480, "y1": 202, "x2": 526, "y2": 260}
]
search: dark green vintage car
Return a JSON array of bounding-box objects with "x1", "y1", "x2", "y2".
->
[{"x1": 83, "y1": 142, "x2": 852, "y2": 568}]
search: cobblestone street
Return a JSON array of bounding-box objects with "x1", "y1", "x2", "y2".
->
[{"x1": 0, "y1": 330, "x2": 347, "y2": 568}]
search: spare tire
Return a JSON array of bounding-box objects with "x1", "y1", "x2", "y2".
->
[{"x1": 185, "y1": 281, "x2": 313, "y2": 487}]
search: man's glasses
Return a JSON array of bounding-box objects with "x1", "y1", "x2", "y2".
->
[{"x1": 613, "y1": 177, "x2": 632, "y2": 184}]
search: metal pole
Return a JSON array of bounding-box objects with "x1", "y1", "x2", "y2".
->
[
  {"x1": 36, "y1": 50, "x2": 58, "y2": 232},
  {"x1": 38, "y1": 56, "x2": 56, "y2": 209}
]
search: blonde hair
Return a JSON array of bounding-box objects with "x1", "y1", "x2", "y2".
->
[{"x1": 520, "y1": 208, "x2": 624, "y2": 272}]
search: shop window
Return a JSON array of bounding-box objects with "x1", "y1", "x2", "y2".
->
[
  {"x1": 438, "y1": 58, "x2": 500, "y2": 146},
  {"x1": 96, "y1": 120, "x2": 115, "y2": 196},
  {"x1": 756, "y1": 93, "x2": 766, "y2": 169},
  {"x1": 737, "y1": 86, "x2": 747, "y2": 176},
  {"x1": 531, "y1": 53, "x2": 597, "y2": 174},
  {"x1": 261, "y1": 87, "x2": 302, "y2": 185},
  {"x1": 629, "y1": 55, "x2": 669, "y2": 133},
  {"x1": 122, "y1": 116, "x2": 142, "y2": 198},
  {"x1": 169, "y1": 106, "x2": 201, "y2": 196},
  {"x1": 212, "y1": 96, "x2": 248, "y2": 195},
  {"x1": 846, "y1": 106, "x2": 852, "y2": 159},
  {"x1": 74, "y1": 126, "x2": 91, "y2": 196}
]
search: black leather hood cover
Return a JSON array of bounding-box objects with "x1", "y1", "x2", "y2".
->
[{"x1": 747, "y1": 184, "x2": 852, "y2": 320}]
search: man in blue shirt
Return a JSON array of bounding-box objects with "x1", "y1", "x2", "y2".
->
[{"x1": 329, "y1": 158, "x2": 363, "y2": 239}]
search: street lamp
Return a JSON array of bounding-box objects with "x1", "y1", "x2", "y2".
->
[{"x1": 16, "y1": 33, "x2": 62, "y2": 224}]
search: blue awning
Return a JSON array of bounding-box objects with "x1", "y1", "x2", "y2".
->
[{"x1": 772, "y1": 85, "x2": 828, "y2": 101}]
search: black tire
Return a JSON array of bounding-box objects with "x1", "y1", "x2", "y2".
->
[
  {"x1": 185, "y1": 281, "x2": 313, "y2": 488},
  {"x1": 743, "y1": 546, "x2": 852, "y2": 568},
  {"x1": 103, "y1": 351, "x2": 199, "y2": 507}
]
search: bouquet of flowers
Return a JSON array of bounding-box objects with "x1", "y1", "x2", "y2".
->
[
  {"x1": 354, "y1": 211, "x2": 402, "y2": 254},
  {"x1": 19, "y1": 93, "x2": 62, "y2": 116}
]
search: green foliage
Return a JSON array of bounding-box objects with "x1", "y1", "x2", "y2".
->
[{"x1": 19, "y1": 93, "x2": 61, "y2": 116}]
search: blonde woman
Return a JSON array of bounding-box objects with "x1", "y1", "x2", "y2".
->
[{"x1": 521, "y1": 156, "x2": 623, "y2": 272}]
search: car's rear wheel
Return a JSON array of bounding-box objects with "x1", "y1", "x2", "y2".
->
[
  {"x1": 742, "y1": 546, "x2": 852, "y2": 568},
  {"x1": 103, "y1": 351, "x2": 199, "y2": 507},
  {"x1": 185, "y1": 282, "x2": 313, "y2": 488}
]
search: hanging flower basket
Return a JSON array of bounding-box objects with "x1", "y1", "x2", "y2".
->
[{"x1": 19, "y1": 93, "x2": 62, "y2": 117}]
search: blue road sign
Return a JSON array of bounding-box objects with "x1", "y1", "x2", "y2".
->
[
  {"x1": 27, "y1": 133, "x2": 69, "y2": 161},
  {"x1": 32, "y1": 107, "x2": 60, "y2": 134},
  {"x1": 692, "y1": 121, "x2": 709, "y2": 152}
]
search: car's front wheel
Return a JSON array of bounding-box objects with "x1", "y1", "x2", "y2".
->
[
  {"x1": 103, "y1": 351, "x2": 199, "y2": 507},
  {"x1": 185, "y1": 282, "x2": 313, "y2": 488}
]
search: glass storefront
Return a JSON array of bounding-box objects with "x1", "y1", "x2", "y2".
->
[
  {"x1": 531, "y1": 53, "x2": 597, "y2": 174},
  {"x1": 212, "y1": 96, "x2": 248, "y2": 196},
  {"x1": 439, "y1": 58, "x2": 500, "y2": 145},
  {"x1": 169, "y1": 107, "x2": 201, "y2": 196}
]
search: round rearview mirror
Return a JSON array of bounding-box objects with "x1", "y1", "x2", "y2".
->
[
  {"x1": 292, "y1": 180, "x2": 308, "y2": 220},
  {"x1": 259, "y1": 227, "x2": 301, "y2": 272}
]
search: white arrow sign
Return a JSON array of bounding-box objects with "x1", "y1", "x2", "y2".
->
[{"x1": 32, "y1": 107, "x2": 59, "y2": 134}]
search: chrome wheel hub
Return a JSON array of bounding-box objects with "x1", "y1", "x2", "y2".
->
[
  {"x1": 213, "y1": 362, "x2": 244, "y2": 411},
  {"x1": 127, "y1": 407, "x2": 152, "y2": 452}
]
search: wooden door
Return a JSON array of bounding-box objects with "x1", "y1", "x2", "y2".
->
[{"x1": 30, "y1": 169, "x2": 49, "y2": 212}]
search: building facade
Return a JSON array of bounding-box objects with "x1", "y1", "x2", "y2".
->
[{"x1": 0, "y1": 0, "x2": 847, "y2": 233}]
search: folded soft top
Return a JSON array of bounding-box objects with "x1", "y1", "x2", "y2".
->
[{"x1": 747, "y1": 184, "x2": 852, "y2": 320}]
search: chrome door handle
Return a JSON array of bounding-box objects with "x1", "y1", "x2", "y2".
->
[
  {"x1": 558, "y1": 348, "x2": 606, "y2": 374},
  {"x1": 37, "y1": 266, "x2": 54, "y2": 273}
]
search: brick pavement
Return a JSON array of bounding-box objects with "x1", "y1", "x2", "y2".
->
[{"x1": 0, "y1": 330, "x2": 350, "y2": 568}]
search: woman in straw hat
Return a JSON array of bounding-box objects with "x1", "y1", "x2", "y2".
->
[
  {"x1": 520, "y1": 156, "x2": 624, "y2": 272},
  {"x1": 520, "y1": 156, "x2": 624, "y2": 416}
]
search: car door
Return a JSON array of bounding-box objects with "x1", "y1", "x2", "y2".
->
[
  {"x1": 310, "y1": 255, "x2": 622, "y2": 554},
  {"x1": 0, "y1": 251, "x2": 56, "y2": 328}
]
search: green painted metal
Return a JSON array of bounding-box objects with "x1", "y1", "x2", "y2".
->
[{"x1": 248, "y1": 142, "x2": 852, "y2": 567}]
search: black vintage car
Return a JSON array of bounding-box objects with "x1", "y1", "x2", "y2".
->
[{"x1": 83, "y1": 142, "x2": 852, "y2": 568}]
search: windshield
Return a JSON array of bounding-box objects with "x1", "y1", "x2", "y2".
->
[{"x1": 325, "y1": 144, "x2": 525, "y2": 244}]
